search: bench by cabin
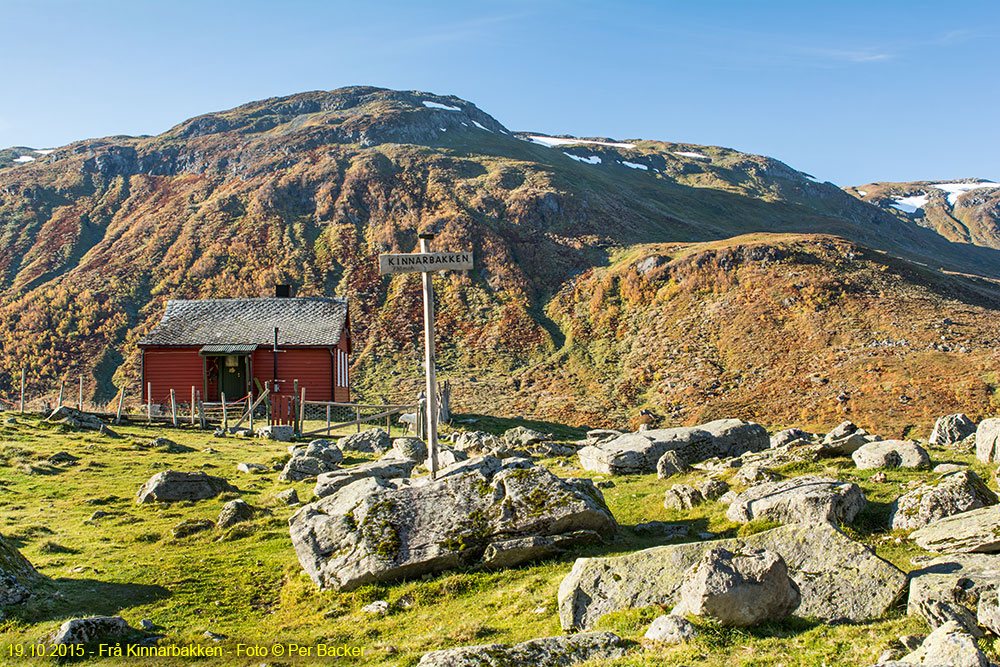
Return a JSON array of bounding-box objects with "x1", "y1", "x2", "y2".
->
[{"x1": 138, "y1": 295, "x2": 350, "y2": 405}]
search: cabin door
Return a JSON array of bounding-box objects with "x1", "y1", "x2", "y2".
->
[{"x1": 218, "y1": 355, "x2": 249, "y2": 400}]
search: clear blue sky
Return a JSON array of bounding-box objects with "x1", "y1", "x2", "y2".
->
[{"x1": 2, "y1": 0, "x2": 997, "y2": 186}]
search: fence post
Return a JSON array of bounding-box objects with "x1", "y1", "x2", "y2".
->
[
  {"x1": 292, "y1": 380, "x2": 299, "y2": 435},
  {"x1": 170, "y1": 389, "x2": 177, "y2": 427},
  {"x1": 78, "y1": 377, "x2": 83, "y2": 411},
  {"x1": 221, "y1": 392, "x2": 228, "y2": 431},
  {"x1": 197, "y1": 391, "x2": 205, "y2": 429},
  {"x1": 299, "y1": 387, "x2": 306, "y2": 434},
  {"x1": 19, "y1": 369, "x2": 25, "y2": 414},
  {"x1": 326, "y1": 405, "x2": 331, "y2": 434},
  {"x1": 190, "y1": 386, "x2": 196, "y2": 425},
  {"x1": 147, "y1": 383, "x2": 152, "y2": 424},
  {"x1": 115, "y1": 386, "x2": 126, "y2": 425},
  {"x1": 57, "y1": 380, "x2": 65, "y2": 409},
  {"x1": 248, "y1": 394, "x2": 254, "y2": 432}
]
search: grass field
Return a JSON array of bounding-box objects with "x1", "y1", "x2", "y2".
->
[{"x1": 0, "y1": 413, "x2": 996, "y2": 666}]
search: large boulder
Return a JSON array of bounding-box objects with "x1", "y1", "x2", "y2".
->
[
  {"x1": 312, "y1": 458, "x2": 417, "y2": 499},
  {"x1": 975, "y1": 418, "x2": 1000, "y2": 465},
  {"x1": 908, "y1": 554, "x2": 1000, "y2": 617},
  {"x1": 416, "y1": 632, "x2": 632, "y2": 667},
  {"x1": 890, "y1": 471, "x2": 997, "y2": 532},
  {"x1": 911, "y1": 505, "x2": 1000, "y2": 553},
  {"x1": 770, "y1": 428, "x2": 812, "y2": 449},
  {"x1": 46, "y1": 406, "x2": 116, "y2": 436},
  {"x1": 338, "y1": 428, "x2": 392, "y2": 453},
  {"x1": 503, "y1": 426, "x2": 548, "y2": 448},
  {"x1": 852, "y1": 440, "x2": 930, "y2": 470},
  {"x1": 725, "y1": 476, "x2": 866, "y2": 525},
  {"x1": 819, "y1": 421, "x2": 869, "y2": 456},
  {"x1": 135, "y1": 471, "x2": 237, "y2": 504},
  {"x1": 578, "y1": 419, "x2": 768, "y2": 475},
  {"x1": 290, "y1": 460, "x2": 617, "y2": 591},
  {"x1": 644, "y1": 615, "x2": 698, "y2": 644},
  {"x1": 453, "y1": 431, "x2": 512, "y2": 458},
  {"x1": 390, "y1": 437, "x2": 427, "y2": 461},
  {"x1": 217, "y1": 499, "x2": 254, "y2": 529},
  {"x1": 930, "y1": 414, "x2": 977, "y2": 447},
  {"x1": 557, "y1": 521, "x2": 906, "y2": 630},
  {"x1": 672, "y1": 547, "x2": 800, "y2": 626},
  {"x1": 1, "y1": 533, "x2": 39, "y2": 606}
]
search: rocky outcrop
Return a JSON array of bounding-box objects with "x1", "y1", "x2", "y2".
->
[
  {"x1": 819, "y1": 421, "x2": 870, "y2": 456},
  {"x1": 46, "y1": 406, "x2": 118, "y2": 438},
  {"x1": 770, "y1": 428, "x2": 812, "y2": 448},
  {"x1": 672, "y1": 547, "x2": 800, "y2": 626},
  {"x1": 889, "y1": 471, "x2": 997, "y2": 532},
  {"x1": 852, "y1": 440, "x2": 930, "y2": 470},
  {"x1": 930, "y1": 414, "x2": 977, "y2": 447},
  {"x1": 664, "y1": 484, "x2": 704, "y2": 510},
  {"x1": 1, "y1": 533, "x2": 39, "y2": 607},
  {"x1": 578, "y1": 419, "x2": 768, "y2": 475},
  {"x1": 416, "y1": 632, "x2": 632, "y2": 667},
  {"x1": 312, "y1": 458, "x2": 417, "y2": 499},
  {"x1": 558, "y1": 522, "x2": 906, "y2": 630},
  {"x1": 898, "y1": 621, "x2": 990, "y2": 667},
  {"x1": 135, "y1": 471, "x2": 237, "y2": 504},
  {"x1": 908, "y1": 554, "x2": 1000, "y2": 620},
  {"x1": 279, "y1": 440, "x2": 344, "y2": 482},
  {"x1": 725, "y1": 476, "x2": 866, "y2": 525},
  {"x1": 656, "y1": 451, "x2": 689, "y2": 478},
  {"x1": 911, "y1": 506, "x2": 1000, "y2": 553},
  {"x1": 975, "y1": 418, "x2": 1000, "y2": 464},
  {"x1": 291, "y1": 458, "x2": 617, "y2": 591}
]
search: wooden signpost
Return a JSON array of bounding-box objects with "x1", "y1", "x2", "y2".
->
[{"x1": 379, "y1": 235, "x2": 473, "y2": 479}]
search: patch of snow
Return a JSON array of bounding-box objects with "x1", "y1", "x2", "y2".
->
[
  {"x1": 525, "y1": 135, "x2": 635, "y2": 149},
  {"x1": 803, "y1": 173, "x2": 821, "y2": 182},
  {"x1": 622, "y1": 161, "x2": 649, "y2": 171},
  {"x1": 439, "y1": 128, "x2": 447, "y2": 132},
  {"x1": 673, "y1": 151, "x2": 710, "y2": 159},
  {"x1": 856, "y1": 189, "x2": 867, "y2": 196},
  {"x1": 13, "y1": 155, "x2": 35, "y2": 163},
  {"x1": 422, "y1": 100, "x2": 461, "y2": 111},
  {"x1": 33, "y1": 149, "x2": 54, "y2": 155},
  {"x1": 931, "y1": 181, "x2": 1000, "y2": 206},
  {"x1": 890, "y1": 194, "x2": 928, "y2": 214},
  {"x1": 471, "y1": 120, "x2": 492, "y2": 133},
  {"x1": 563, "y1": 152, "x2": 601, "y2": 164}
]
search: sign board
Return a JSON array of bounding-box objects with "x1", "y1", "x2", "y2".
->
[{"x1": 378, "y1": 251, "x2": 474, "y2": 275}]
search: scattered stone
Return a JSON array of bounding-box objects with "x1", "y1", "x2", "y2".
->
[
  {"x1": 47, "y1": 452, "x2": 79, "y2": 465},
  {"x1": 819, "y1": 421, "x2": 870, "y2": 456},
  {"x1": 254, "y1": 425, "x2": 293, "y2": 442},
  {"x1": 933, "y1": 463, "x2": 966, "y2": 474},
  {"x1": 481, "y1": 531, "x2": 601, "y2": 569},
  {"x1": 452, "y1": 431, "x2": 512, "y2": 458},
  {"x1": 698, "y1": 477, "x2": 730, "y2": 501},
  {"x1": 171, "y1": 519, "x2": 214, "y2": 538},
  {"x1": 908, "y1": 554, "x2": 1000, "y2": 618},
  {"x1": 656, "y1": 451, "x2": 689, "y2": 479},
  {"x1": 46, "y1": 407, "x2": 115, "y2": 435},
  {"x1": 852, "y1": 440, "x2": 930, "y2": 470},
  {"x1": 726, "y1": 476, "x2": 866, "y2": 525},
  {"x1": 212, "y1": 428, "x2": 226, "y2": 438},
  {"x1": 871, "y1": 471, "x2": 888, "y2": 483},
  {"x1": 276, "y1": 488, "x2": 299, "y2": 506},
  {"x1": 313, "y1": 458, "x2": 417, "y2": 499},
  {"x1": 977, "y1": 587, "x2": 1000, "y2": 635},
  {"x1": 415, "y1": 631, "x2": 632, "y2": 667},
  {"x1": 911, "y1": 505, "x2": 1000, "y2": 553},
  {"x1": 595, "y1": 480, "x2": 614, "y2": 489},
  {"x1": 139, "y1": 619, "x2": 155, "y2": 631},
  {"x1": 278, "y1": 440, "x2": 345, "y2": 482},
  {"x1": 770, "y1": 428, "x2": 812, "y2": 448},
  {"x1": 338, "y1": 428, "x2": 392, "y2": 453},
  {"x1": 51, "y1": 616, "x2": 134, "y2": 645},
  {"x1": 203, "y1": 630, "x2": 227, "y2": 641},
  {"x1": 889, "y1": 471, "x2": 997, "y2": 532},
  {"x1": 673, "y1": 547, "x2": 800, "y2": 626},
  {"x1": 824, "y1": 421, "x2": 858, "y2": 441},
  {"x1": 633, "y1": 522, "x2": 689, "y2": 539},
  {"x1": 664, "y1": 484, "x2": 704, "y2": 510},
  {"x1": 390, "y1": 437, "x2": 427, "y2": 461},
  {"x1": 362, "y1": 600, "x2": 390, "y2": 616},
  {"x1": 734, "y1": 463, "x2": 781, "y2": 486},
  {"x1": 644, "y1": 614, "x2": 697, "y2": 644},
  {"x1": 578, "y1": 419, "x2": 768, "y2": 475},
  {"x1": 503, "y1": 426, "x2": 548, "y2": 448},
  {"x1": 217, "y1": 499, "x2": 254, "y2": 529},
  {"x1": 305, "y1": 440, "x2": 343, "y2": 465},
  {"x1": 975, "y1": 418, "x2": 1000, "y2": 465},
  {"x1": 558, "y1": 522, "x2": 907, "y2": 630},
  {"x1": 290, "y1": 460, "x2": 616, "y2": 591},
  {"x1": 899, "y1": 621, "x2": 989, "y2": 667},
  {"x1": 528, "y1": 441, "x2": 578, "y2": 457},
  {"x1": 930, "y1": 414, "x2": 977, "y2": 447},
  {"x1": 136, "y1": 471, "x2": 237, "y2": 504},
  {"x1": 236, "y1": 462, "x2": 270, "y2": 475}
]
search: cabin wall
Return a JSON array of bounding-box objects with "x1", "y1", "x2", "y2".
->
[
  {"x1": 142, "y1": 348, "x2": 204, "y2": 403},
  {"x1": 251, "y1": 348, "x2": 339, "y2": 402}
]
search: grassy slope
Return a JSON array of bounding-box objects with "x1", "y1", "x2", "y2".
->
[{"x1": 1, "y1": 414, "x2": 998, "y2": 666}]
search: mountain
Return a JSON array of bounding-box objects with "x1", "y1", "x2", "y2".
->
[
  {"x1": 847, "y1": 179, "x2": 1000, "y2": 251},
  {"x1": 1, "y1": 86, "x2": 998, "y2": 432}
]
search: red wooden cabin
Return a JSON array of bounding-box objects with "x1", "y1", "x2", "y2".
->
[{"x1": 138, "y1": 296, "x2": 350, "y2": 405}]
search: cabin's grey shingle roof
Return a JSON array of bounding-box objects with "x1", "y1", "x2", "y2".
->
[{"x1": 139, "y1": 297, "x2": 348, "y2": 347}]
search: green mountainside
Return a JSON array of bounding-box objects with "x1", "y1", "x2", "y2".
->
[{"x1": 1, "y1": 86, "x2": 998, "y2": 431}]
